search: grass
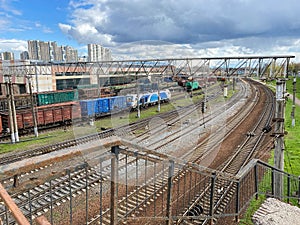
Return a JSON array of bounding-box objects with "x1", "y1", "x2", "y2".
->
[
  {"x1": 240, "y1": 76, "x2": 300, "y2": 224},
  {"x1": 0, "y1": 130, "x2": 76, "y2": 154},
  {"x1": 0, "y1": 89, "x2": 205, "y2": 154}
]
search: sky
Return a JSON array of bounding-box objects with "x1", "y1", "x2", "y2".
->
[{"x1": 1, "y1": 0, "x2": 300, "y2": 61}]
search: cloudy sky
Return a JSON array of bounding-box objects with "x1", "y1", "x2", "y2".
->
[{"x1": 1, "y1": 0, "x2": 300, "y2": 60}]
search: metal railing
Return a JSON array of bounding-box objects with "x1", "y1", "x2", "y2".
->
[{"x1": 0, "y1": 146, "x2": 299, "y2": 225}]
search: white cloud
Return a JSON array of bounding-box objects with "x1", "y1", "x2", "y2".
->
[
  {"x1": 57, "y1": 0, "x2": 300, "y2": 61},
  {"x1": 0, "y1": 39, "x2": 27, "y2": 57}
]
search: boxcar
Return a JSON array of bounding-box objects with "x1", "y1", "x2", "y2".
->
[
  {"x1": 79, "y1": 99, "x2": 97, "y2": 117},
  {"x1": 0, "y1": 94, "x2": 34, "y2": 112},
  {"x1": 96, "y1": 98, "x2": 110, "y2": 114},
  {"x1": 37, "y1": 90, "x2": 78, "y2": 106},
  {"x1": 1, "y1": 102, "x2": 80, "y2": 133},
  {"x1": 109, "y1": 96, "x2": 128, "y2": 112}
]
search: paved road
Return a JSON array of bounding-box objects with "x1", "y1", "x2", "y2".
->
[{"x1": 288, "y1": 94, "x2": 300, "y2": 106}]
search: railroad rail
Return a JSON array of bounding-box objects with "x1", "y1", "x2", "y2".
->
[{"x1": 0, "y1": 78, "x2": 278, "y2": 225}]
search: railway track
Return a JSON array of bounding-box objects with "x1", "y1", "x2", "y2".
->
[
  {"x1": 0, "y1": 84, "x2": 219, "y2": 169},
  {"x1": 0, "y1": 79, "x2": 268, "y2": 224},
  {"x1": 176, "y1": 80, "x2": 275, "y2": 224}
]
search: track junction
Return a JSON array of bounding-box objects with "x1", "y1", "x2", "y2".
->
[{"x1": 0, "y1": 55, "x2": 299, "y2": 225}]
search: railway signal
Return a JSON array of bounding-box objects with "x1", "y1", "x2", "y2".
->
[{"x1": 201, "y1": 101, "x2": 206, "y2": 114}]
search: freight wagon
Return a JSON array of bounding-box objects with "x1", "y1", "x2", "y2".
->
[
  {"x1": 0, "y1": 90, "x2": 78, "y2": 112},
  {"x1": 0, "y1": 102, "x2": 81, "y2": 135},
  {"x1": 0, "y1": 94, "x2": 36, "y2": 111},
  {"x1": 36, "y1": 90, "x2": 78, "y2": 106},
  {"x1": 80, "y1": 96, "x2": 129, "y2": 117},
  {"x1": 77, "y1": 87, "x2": 115, "y2": 99}
]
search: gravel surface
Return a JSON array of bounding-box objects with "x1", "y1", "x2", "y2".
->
[{"x1": 252, "y1": 198, "x2": 300, "y2": 225}]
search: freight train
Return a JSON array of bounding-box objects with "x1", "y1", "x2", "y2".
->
[
  {"x1": 0, "y1": 89, "x2": 171, "y2": 136},
  {"x1": 0, "y1": 88, "x2": 116, "y2": 112},
  {"x1": 0, "y1": 101, "x2": 81, "y2": 135}
]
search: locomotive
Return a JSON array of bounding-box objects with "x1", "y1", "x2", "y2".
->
[{"x1": 0, "y1": 89, "x2": 171, "y2": 136}]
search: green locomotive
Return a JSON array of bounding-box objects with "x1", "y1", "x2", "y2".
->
[{"x1": 186, "y1": 80, "x2": 199, "y2": 92}]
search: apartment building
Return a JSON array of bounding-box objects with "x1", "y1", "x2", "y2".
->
[{"x1": 88, "y1": 44, "x2": 112, "y2": 62}]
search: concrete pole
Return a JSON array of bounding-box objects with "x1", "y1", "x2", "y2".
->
[
  {"x1": 274, "y1": 80, "x2": 285, "y2": 198},
  {"x1": 10, "y1": 82, "x2": 19, "y2": 142},
  {"x1": 28, "y1": 76, "x2": 38, "y2": 137},
  {"x1": 291, "y1": 76, "x2": 296, "y2": 127},
  {"x1": 5, "y1": 82, "x2": 15, "y2": 143}
]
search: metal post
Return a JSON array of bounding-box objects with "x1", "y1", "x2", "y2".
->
[
  {"x1": 254, "y1": 165, "x2": 258, "y2": 200},
  {"x1": 35, "y1": 62, "x2": 39, "y2": 93},
  {"x1": 209, "y1": 172, "x2": 216, "y2": 225},
  {"x1": 287, "y1": 174, "x2": 291, "y2": 204},
  {"x1": 28, "y1": 76, "x2": 38, "y2": 137},
  {"x1": 111, "y1": 146, "x2": 119, "y2": 225},
  {"x1": 298, "y1": 176, "x2": 300, "y2": 206},
  {"x1": 99, "y1": 160, "x2": 103, "y2": 225},
  {"x1": 235, "y1": 181, "x2": 240, "y2": 222},
  {"x1": 274, "y1": 80, "x2": 286, "y2": 199},
  {"x1": 5, "y1": 81, "x2": 15, "y2": 143},
  {"x1": 136, "y1": 75, "x2": 140, "y2": 118},
  {"x1": 291, "y1": 76, "x2": 296, "y2": 127},
  {"x1": 166, "y1": 160, "x2": 174, "y2": 225},
  {"x1": 85, "y1": 163, "x2": 89, "y2": 225},
  {"x1": 50, "y1": 180, "x2": 53, "y2": 225},
  {"x1": 68, "y1": 169, "x2": 73, "y2": 225},
  {"x1": 13, "y1": 174, "x2": 19, "y2": 188},
  {"x1": 0, "y1": 183, "x2": 30, "y2": 225},
  {"x1": 28, "y1": 189, "x2": 33, "y2": 224},
  {"x1": 157, "y1": 78, "x2": 161, "y2": 112}
]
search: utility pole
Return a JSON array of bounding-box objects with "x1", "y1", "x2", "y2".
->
[
  {"x1": 9, "y1": 81, "x2": 19, "y2": 142},
  {"x1": 136, "y1": 74, "x2": 140, "y2": 118},
  {"x1": 157, "y1": 76, "x2": 161, "y2": 112},
  {"x1": 27, "y1": 76, "x2": 38, "y2": 137},
  {"x1": 291, "y1": 75, "x2": 296, "y2": 127},
  {"x1": 5, "y1": 81, "x2": 15, "y2": 143},
  {"x1": 273, "y1": 79, "x2": 286, "y2": 198}
]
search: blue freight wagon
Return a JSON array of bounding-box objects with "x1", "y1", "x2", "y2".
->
[
  {"x1": 79, "y1": 99, "x2": 97, "y2": 117},
  {"x1": 95, "y1": 97, "x2": 110, "y2": 114},
  {"x1": 109, "y1": 96, "x2": 128, "y2": 113}
]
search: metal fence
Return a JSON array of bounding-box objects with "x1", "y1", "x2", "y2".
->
[{"x1": 0, "y1": 146, "x2": 299, "y2": 225}]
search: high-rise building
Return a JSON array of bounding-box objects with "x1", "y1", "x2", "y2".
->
[
  {"x1": 27, "y1": 40, "x2": 39, "y2": 60},
  {"x1": 20, "y1": 51, "x2": 29, "y2": 60},
  {"x1": 27, "y1": 40, "x2": 78, "y2": 62},
  {"x1": 64, "y1": 46, "x2": 78, "y2": 62},
  {"x1": 0, "y1": 51, "x2": 14, "y2": 60},
  {"x1": 88, "y1": 44, "x2": 112, "y2": 62}
]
